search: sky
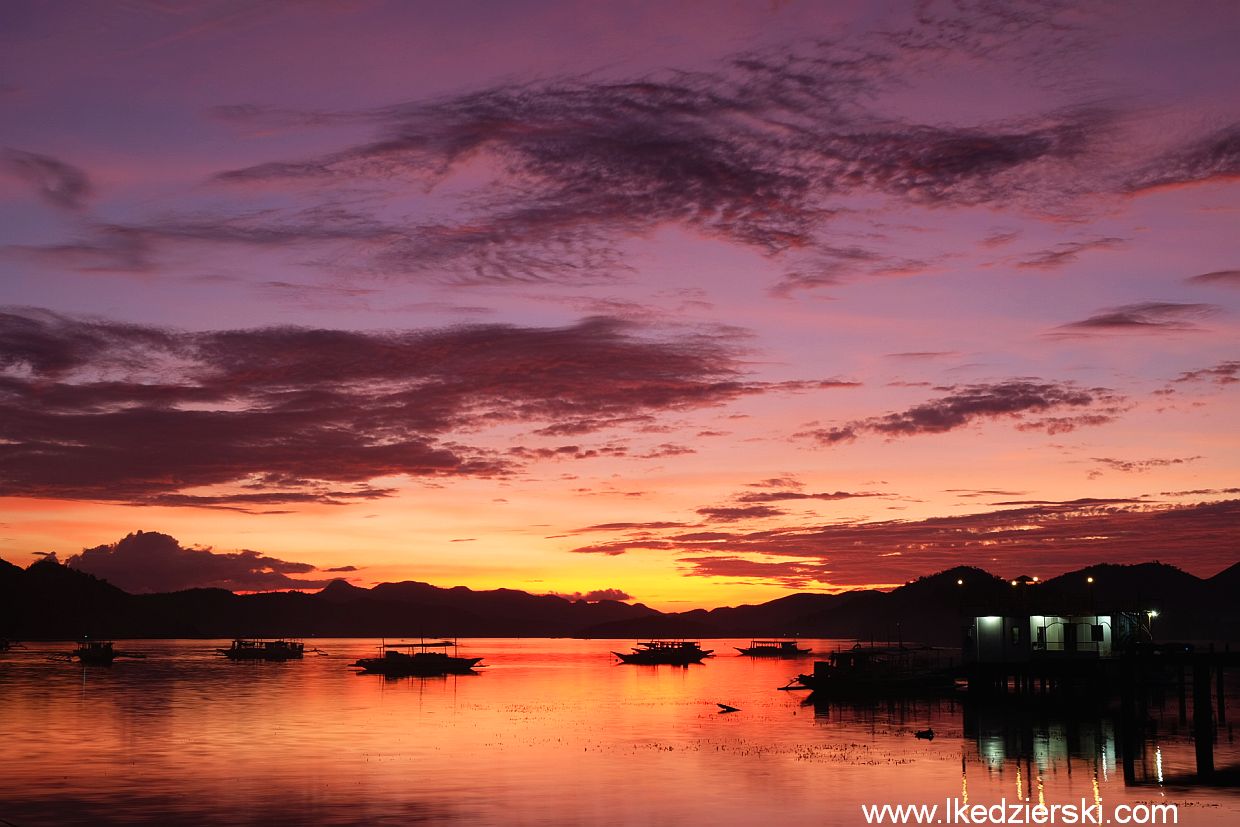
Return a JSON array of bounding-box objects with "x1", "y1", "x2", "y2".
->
[{"x1": 1, "y1": 0, "x2": 1238, "y2": 609}]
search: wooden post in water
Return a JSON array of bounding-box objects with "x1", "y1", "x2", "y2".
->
[
  {"x1": 1193, "y1": 660, "x2": 1214, "y2": 779},
  {"x1": 1218, "y1": 664, "x2": 1227, "y2": 726},
  {"x1": 1120, "y1": 658, "x2": 1138, "y2": 784},
  {"x1": 1178, "y1": 664, "x2": 1187, "y2": 724}
]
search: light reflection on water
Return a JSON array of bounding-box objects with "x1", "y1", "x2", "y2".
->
[{"x1": 1, "y1": 639, "x2": 1236, "y2": 826}]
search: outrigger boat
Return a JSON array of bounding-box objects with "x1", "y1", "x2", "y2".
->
[
  {"x1": 789, "y1": 644, "x2": 957, "y2": 696},
  {"x1": 217, "y1": 638, "x2": 305, "y2": 661},
  {"x1": 73, "y1": 639, "x2": 117, "y2": 665},
  {"x1": 353, "y1": 640, "x2": 483, "y2": 676},
  {"x1": 736, "y1": 639, "x2": 812, "y2": 657},
  {"x1": 613, "y1": 639, "x2": 713, "y2": 665}
]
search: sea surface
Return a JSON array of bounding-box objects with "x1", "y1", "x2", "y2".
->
[{"x1": 1, "y1": 638, "x2": 1237, "y2": 826}]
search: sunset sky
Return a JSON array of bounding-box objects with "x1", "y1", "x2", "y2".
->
[{"x1": 1, "y1": 0, "x2": 1238, "y2": 609}]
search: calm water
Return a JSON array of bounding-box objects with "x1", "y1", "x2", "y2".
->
[{"x1": 1, "y1": 639, "x2": 1237, "y2": 826}]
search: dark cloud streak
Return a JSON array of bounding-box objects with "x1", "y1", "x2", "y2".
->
[
  {"x1": 0, "y1": 308, "x2": 757, "y2": 507},
  {"x1": 799, "y1": 380, "x2": 1120, "y2": 445},
  {"x1": 1051, "y1": 302, "x2": 1218, "y2": 335}
]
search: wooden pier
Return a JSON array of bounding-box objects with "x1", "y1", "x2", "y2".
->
[{"x1": 960, "y1": 645, "x2": 1237, "y2": 780}]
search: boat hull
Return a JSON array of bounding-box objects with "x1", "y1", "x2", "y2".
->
[
  {"x1": 736, "y1": 647, "x2": 811, "y2": 657},
  {"x1": 612, "y1": 651, "x2": 709, "y2": 665},
  {"x1": 795, "y1": 669, "x2": 957, "y2": 697},
  {"x1": 217, "y1": 640, "x2": 305, "y2": 661},
  {"x1": 218, "y1": 649, "x2": 304, "y2": 661},
  {"x1": 354, "y1": 655, "x2": 482, "y2": 676}
]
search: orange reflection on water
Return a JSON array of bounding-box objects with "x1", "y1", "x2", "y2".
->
[{"x1": 0, "y1": 639, "x2": 1237, "y2": 826}]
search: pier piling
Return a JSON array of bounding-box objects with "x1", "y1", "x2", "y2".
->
[{"x1": 1192, "y1": 661, "x2": 1214, "y2": 779}]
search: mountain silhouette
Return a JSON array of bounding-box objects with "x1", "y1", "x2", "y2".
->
[{"x1": 1, "y1": 557, "x2": 1236, "y2": 642}]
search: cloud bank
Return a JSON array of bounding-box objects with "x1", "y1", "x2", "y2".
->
[
  {"x1": 65, "y1": 530, "x2": 340, "y2": 592},
  {"x1": 0, "y1": 308, "x2": 759, "y2": 507},
  {"x1": 572, "y1": 499, "x2": 1240, "y2": 587}
]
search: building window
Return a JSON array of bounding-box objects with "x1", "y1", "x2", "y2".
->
[{"x1": 1011, "y1": 625, "x2": 1021, "y2": 645}]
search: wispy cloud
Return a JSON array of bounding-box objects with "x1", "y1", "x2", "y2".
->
[
  {"x1": 695, "y1": 504, "x2": 787, "y2": 522},
  {"x1": 23, "y1": 14, "x2": 1098, "y2": 287},
  {"x1": 883, "y1": 351, "x2": 961, "y2": 360},
  {"x1": 1127, "y1": 124, "x2": 1240, "y2": 194},
  {"x1": 735, "y1": 489, "x2": 883, "y2": 503},
  {"x1": 570, "y1": 521, "x2": 692, "y2": 534},
  {"x1": 1, "y1": 148, "x2": 93, "y2": 209},
  {"x1": 798, "y1": 380, "x2": 1122, "y2": 445},
  {"x1": 573, "y1": 498, "x2": 1240, "y2": 586},
  {"x1": 1015, "y1": 236, "x2": 1125, "y2": 270},
  {"x1": 674, "y1": 555, "x2": 832, "y2": 589},
  {"x1": 1050, "y1": 301, "x2": 1219, "y2": 336},
  {"x1": 1088, "y1": 456, "x2": 1201, "y2": 478},
  {"x1": 1186, "y1": 269, "x2": 1240, "y2": 287},
  {"x1": 1172, "y1": 359, "x2": 1240, "y2": 385}
]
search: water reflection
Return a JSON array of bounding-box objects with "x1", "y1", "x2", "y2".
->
[
  {"x1": 0, "y1": 639, "x2": 1236, "y2": 826},
  {"x1": 963, "y1": 703, "x2": 1119, "y2": 773}
]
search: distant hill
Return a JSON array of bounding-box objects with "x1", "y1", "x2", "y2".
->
[
  {"x1": 572, "y1": 563, "x2": 1240, "y2": 643},
  {"x1": 0, "y1": 557, "x2": 1236, "y2": 642},
  {"x1": 0, "y1": 558, "x2": 657, "y2": 639}
]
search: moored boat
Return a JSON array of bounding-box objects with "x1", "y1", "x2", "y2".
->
[
  {"x1": 217, "y1": 638, "x2": 305, "y2": 661},
  {"x1": 613, "y1": 639, "x2": 713, "y2": 665},
  {"x1": 73, "y1": 639, "x2": 117, "y2": 665},
  {"x1": 353, "y1": 640, "x2": 482, "y2": 676},
  {"x1": 791, "y1": 644, "x2": 957, "y2": 696},
  {"x1": 736, "y1": 639, "x2": 812, "y2": 657}
]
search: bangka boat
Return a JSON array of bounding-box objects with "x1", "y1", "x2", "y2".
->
[
  {"x1": 791, "y1": 644, "x2": 957, "y2": 696},
  {"x1": 736, "y1": 639, "x2": 812, "y2": 657},
  {"x1": 73, "y1": 639, "x2": 117, "y2": 665},
  {"x1": 613, "y1": 639, "x2": 714, "y2": 665},
  {"x1": 353, "y1": 640, "x2": 482, "y2": 676},
  {"x1": 217, "y1": 638, "x2": 305, "y2": 661}
]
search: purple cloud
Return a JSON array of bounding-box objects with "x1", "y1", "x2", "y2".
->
[
  {"x1": 1127, "y1": 124, "x2": 1240, "y2": 193},
  {"x1": 0, "y1": 308, "x2": 758, "y2": 507},
  {"x1": 1186, "y1": 269, "x2": 1240, "y2": 287},
  {"x1": 1016, "y1": 236, "x2": 1124, "y2": 269},
  {"x1": 1051, "y1": 302, "x2": 1218, "y2": 335},
  {"x1": 1173, "y1": 360, "x2": 1240, "y2": 385},
  {"x1": 2, "y1": 148, "x2": 93, "y2": 209},
  {"x1": 573, "y1": 498, "x2": 1240, "y2": 587},
  {"x1": 799, "y1": 380, "x2": 1121, "y2": 445},
  {"x1": 696, "y1": 504, "x2": 786, "y2": 522},
  {"x1": 65, "y1": 530, "x2": 343, "y2": 593}
]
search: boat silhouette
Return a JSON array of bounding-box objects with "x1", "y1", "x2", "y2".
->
[
  {"x1": 613, "y1": 639, "x2": 713, "y2": 665},
  {"x1": 217, "y1": 639, "x2": 305, "y2": 661},
  {"x1": 353, "y1": 640, "x2": 483, "y2": 676},
  {"x1": 73, "y1": 639, "x2": 117, "y2": 665},
  {"x1": 735, "y1": 639, "x2": 812, "y2": 657}
]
